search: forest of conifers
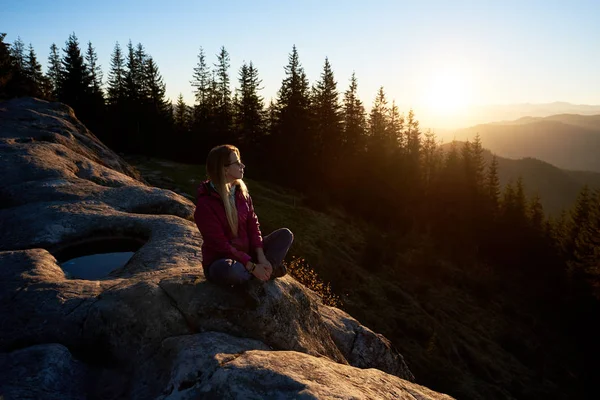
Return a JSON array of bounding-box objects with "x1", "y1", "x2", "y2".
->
[{"x1": 1, "y1": 32, "x2": 599, "y2": 399}]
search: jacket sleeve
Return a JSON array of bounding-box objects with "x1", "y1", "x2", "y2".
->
[
  {"x1": 247, "y1": 195, "x2": 264, "y2": 250},
  {"x1": 194, "y1": 199, "x2": 252, "y2": 266}
]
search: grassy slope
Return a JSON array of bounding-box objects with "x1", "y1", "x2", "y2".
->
[{"x1": 127, "y1": 155, "x2": 583, "y2": 400}]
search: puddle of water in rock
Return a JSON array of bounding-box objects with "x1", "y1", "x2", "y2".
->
[{"x1": 61, "y1": 252, "x2": 134, "y2": 280}]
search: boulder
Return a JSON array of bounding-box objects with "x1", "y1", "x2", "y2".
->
[{"x1": 0, "y1": 98, "x2": 451, "y2": 399}]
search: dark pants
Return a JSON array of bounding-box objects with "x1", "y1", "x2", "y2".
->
[{"x1": 206, "y1": 228, "x2": 294, "y2": 286}]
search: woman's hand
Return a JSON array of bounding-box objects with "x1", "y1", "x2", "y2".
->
[
  {"x1": 246, "y1": 261, "x2": 272, "y2": 281},
  {"x1": 256, "y1": 249, "x2": 272, "y2": 272},
  {"x1": 255, "y1": 263, "x2": 273, "y2": 281}
]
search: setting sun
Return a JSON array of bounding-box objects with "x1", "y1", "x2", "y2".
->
[{"x1": 422, "y1": 66, "x2": 472, "y2": 116}]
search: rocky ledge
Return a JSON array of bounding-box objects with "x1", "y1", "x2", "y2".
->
[{"x1": 0, "y1": 98, "x2": 452, "y2": 399}]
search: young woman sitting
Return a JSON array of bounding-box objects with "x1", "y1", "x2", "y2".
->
[{"x1": 194, "y1": 144, "x2": 293, "y2": 286}]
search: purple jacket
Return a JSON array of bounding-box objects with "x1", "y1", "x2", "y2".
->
[{"x1": 194, "y1": 180, "x2": 263, "y2": 268}]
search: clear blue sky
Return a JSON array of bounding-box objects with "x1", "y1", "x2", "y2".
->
[{"x1": 2, "y1": 0, "x2": 599, "y2": 129}]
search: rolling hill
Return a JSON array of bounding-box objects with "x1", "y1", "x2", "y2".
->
[
  {"x1": 452, "y1": 114, "x2": 600, "y2": 172},
  {"x1": 439, "y1": 142, "x2": 600, "y2": 215}
]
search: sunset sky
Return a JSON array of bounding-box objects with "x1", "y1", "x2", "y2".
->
[{"x1": 2, "y1": 0, "x2": 599, "y2": 129}]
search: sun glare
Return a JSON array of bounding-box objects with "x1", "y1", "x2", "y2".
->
[{"x1": 422, "y1": 67, "x2": 472, "y2": 117}]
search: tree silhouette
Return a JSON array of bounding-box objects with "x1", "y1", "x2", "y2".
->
[
  {"x1": 272, "y1": 45, "x2": 312, "y2": 187},
  {"x1": 24, "y1": 44, "x2": 49, "y2": 98},
  {"x1": 234, "y1": 61, "x2": 265, "y2": 150},
  {"x1": 213, "y1": 46, "x2": 233, "y2": 143},
  {"x1": 46, "y1": 43, "x2": 61, "y2": 99},
  {"x1": 58, "y1": 33, "x2": 92, "y2": 123},
  {"x1": 312, "y1": 57, "x2": 342, "y2": 184},
  {"x1": 368, "y1": 86, "x2": 389, "y2": 155},
  {"x1": 341, "y1": 72, "x2": 367, "y2": 158}
]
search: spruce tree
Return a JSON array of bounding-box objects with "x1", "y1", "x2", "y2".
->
[
  {"x1": 191, "y1": 47, "x2": 211, "y2": 105},
  {"x1": 143, "y1": 55, "x2": 172, "y2": 155},
  {"x1": 124, "y1": 40, "x2": 142, "y2": 102},
  {"x1": 47, "y1": 43, "x2": 62, "y2": 99},
  {"x1": 58, "y1": 33, "x2": 91, "y2": 112},
  {"x1": 174, "y1": 93, "x2": 189, "y2": 132},
  {"x1": 501, "y1": 180, "x2": 516, "y2": 218},
  {"x1": 8, "y1": 36, "x2": 25, "y2": 70},
  {"x1": 388, "y1": 100, "x2": 404, "y2": 151},
  {"x1": 273, "y1": 45, "x2": 312, "y2": 185},
  {"x1": 569, "y1": 185, "x2": 593, "y2": 261},
  {"x1": 189, "y1": 46, "x2": 215, "y2": 153},
  {"x1": 514, "y1": 177, "x2": 527, "y2": 223},
  {"x1": 528, "y1": 193, "x2": 545, "y2": 232},
  {"x1": 24, "y1": 44, "x2": 43, "y2": 86},
  {"x1": 468, "y1": 134, "x2": 486, "y2": 190},
  {"x1": 84, "y1": 41, "x2": 105, "y2": 132},
  {"x1": 135, "y1": 43, "x2": 148, "y2": 100},
  {"x1": 368, "y1": 86, "x2": 389, "y2": 154},
  {"x1": 24, "y1": 44, "x2": 49, "y2": 97},
  {"x1": 213, "y1": 46, "x2": 233, "y2": 142},
  {"x1": 405, "y1": 109, "x2": 422, "y2": 163},
  {"x1": 235, "y1": 61, "x2": 265, "y2": 148},
  {"x1": 421, "y1": 129, "x2": 440, "y2": 192},
  {"x1": 85, "y1": 41, "x2": 104, "y2": 98},
  {"x1": 106, "y1": 42, "x2": 125, "y2": 107},
  {"x1": 341, "y1": 72, "x2": 366, "y2": 157},
  {"x1": 312, "y1": 57, "x2": 342, "y2": 172},
  {"x1": 486, "y1": 155, "x2": 501, "y2": 216}
]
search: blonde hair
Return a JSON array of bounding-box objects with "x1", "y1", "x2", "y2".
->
[{"x1": 206, "y1": 144, "x2": 248, "y2": 236}]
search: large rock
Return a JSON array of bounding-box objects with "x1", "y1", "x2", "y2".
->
[{"x1": 0, "y1": 98, "x2": 450, "y2": 399}]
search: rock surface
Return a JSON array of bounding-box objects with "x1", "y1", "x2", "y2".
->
[{"x1": 0, "y1": 98, "x2": 451, "y2": 399}]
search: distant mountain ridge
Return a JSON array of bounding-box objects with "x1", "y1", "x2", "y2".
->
[
  {"x1": 452, "y1": 113, "x2": 600, "y2": 172},
  {"x1": 439, "y1": 141, "x2": 600, "y2": 215},
  {"x1": 471, "y1": 102, "x2": 600, "y2": 123}
]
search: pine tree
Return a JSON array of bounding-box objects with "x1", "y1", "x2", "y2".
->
[
  {"x1": 265, "y1": 98, "x2": 278, "y2": 135},
  {"x1": 528, "y1": 193, "x2": 545, "y2": 232},
  {"x1": 47, "y1": 43, "x2": 62, "y2": 98},
  {"x1": 106, "y1": 42, "x2": 126, "y2": 107},
  {"x1": 569, "y1": 185, "x2": 593, "y2": 261},
  {"x1": 470, "y1": 134, "x2": 486, "y2": 190},
  {"x1": 312, "y1": 57, "x2": 342, "y2": 172},
  {"x1": 501, "y1": 180, "x2": 516, "y2": 218},
  {"x1": 341, "y1": 72, "x2": 366, "y2": 157},
  {"x1": 388, "y1": 100, "x2": 404, "y2": 150},
  {"x1": 24, "y1": 43, "x2": 49, "y2": 97},
  {"x1": 174, "y1": 93, "x2": 189, "y2": 132},
  {"x1": 214, "y1": 46, "x2": 231, "y2": 110},
  {"x1": 84, "y1": 40, "x2": 105, "y2": 131},
  {"x1": 421, "y1": 129, "x2": 440, "y2": 192},
  {"x1": 135, "y1": 43, "x2": 148, "y2": 100},
  {"x1": 405, "y1": 108, "x2": 422, "y2": 163},
  {"x1": 85, "y1": 41, "x2": 103, "y2": 97},
  {"x1": 189, "y1": 46, "x2": 215, "y2": 152},
  {"x1": 486, "y1": 155, "x2": 501, "y2": 216},
  {"x1": 235, "y1": 61, "x2": 265, "y2": 147},
  {"x1": 24, "y1": 44, "x2": 43, "y2": 85},
  {"x1": 144, "y1": 55, "x2": 168, "y2": 111},
  {"x1": 8, "y1": 36, "x2": 25, "y2": 70},
  {"x1": 273, "y1": 45, "x2": 312, "y2": 185},
  {"x1": 368, "y1": 87, "x2": 388, "y2": 153},
  {"x1": 191, "y1": 47, "x2": 211, "y2": 105},
  {"x1": 514, "y1": 177, "x2": 527, "y2": 222},
  {"x1": 124, "y1": 40, "x2": 143, "y2": 102},
  {"x1": 214, "y1": 46, "x2": 233, "y2": 141},
  {"x1": 143, "y1": 55, "x2": 172, "y2": 155},
  {"x1": 58, "y1": 33, "x2": 91, "y2": 110}
]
